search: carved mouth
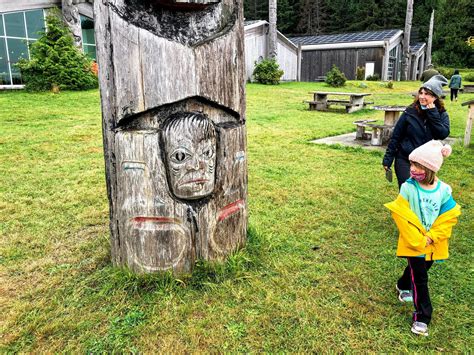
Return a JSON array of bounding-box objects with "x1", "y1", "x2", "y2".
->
[{"x1": 181, "y1": 178, "x2": 209, "y2": 185}]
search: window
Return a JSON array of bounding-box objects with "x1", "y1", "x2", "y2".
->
[
  {"x1": 81, "y1": 15, "x2": 96, "y2": 60},
  {"x1": 0, "y1": 38, "x2": 10, "y2": 85},
  {"x1": 26, "y1": 10, "x2": 45, "y2": 39},
  {"x1": 0, "y1": 9, "x2": 45, "y2": 86},
  {"x1": 4, "y1": 12, "x2": 26, "y2": 38}
]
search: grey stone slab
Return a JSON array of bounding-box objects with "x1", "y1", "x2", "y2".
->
[{"x1": 311, "y1": 133, "x2": 459, "y2": 152}]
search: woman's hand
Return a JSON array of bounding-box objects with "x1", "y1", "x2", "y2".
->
[{"x1": 425, "y1": 95, "x2": 436, "y2": 109}]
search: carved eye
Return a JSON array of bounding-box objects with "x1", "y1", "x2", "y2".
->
[
  {"x1": 202, "y1": 148, "x2": 214, "y2": 159},
  {"x1": 170, "y1": 149, "x2": 189, "y2": 163}
]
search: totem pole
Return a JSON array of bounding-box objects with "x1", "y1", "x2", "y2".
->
[
  {"x1": 62, "y1": 0, "x2": 82, "y2": 48},
  {"x1": 94, "y1": 0, "x2": 247, "y2": 274}
]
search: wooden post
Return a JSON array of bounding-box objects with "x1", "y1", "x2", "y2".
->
[
  {"x1": 268, "y1": 0, "x2": 277, "y2": 59},
  {"x1": 62, "y1": 0, "x2": 82, "y2": 48},
  {"x1": 297, "y1": 44, "x2": 302, "y2": 82},
  {"x1": 401, "y1": 0, "x2": 413, "y2": 81},
  {"x1": 94, "y1": 0, "x2": 247, "y2": 274},
  {"x1": 462, "y1": 100, "x2": 474, "y2": 147},
  {"x1": 425, "y1": 9, "x2": 434, "y2": 68}
]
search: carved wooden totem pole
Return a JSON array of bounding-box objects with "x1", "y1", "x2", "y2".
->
[
  {"x1": 95, "y1": 0, "x2": 247, "y2": 274},
  {"x1": 62, "y1": 0, "x2": 82, "y2": 48}
]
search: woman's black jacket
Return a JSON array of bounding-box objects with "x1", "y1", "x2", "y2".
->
[{"x1": 382, "y1": 104, "x2": 450, "y2": 167}]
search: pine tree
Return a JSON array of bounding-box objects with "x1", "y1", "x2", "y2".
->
[
  {"x1": 432, "y1": 0, "x2": 474, "y2": 67},
  {"x1": 16, "y1": 8, "x2": 98, "y2": 91}
]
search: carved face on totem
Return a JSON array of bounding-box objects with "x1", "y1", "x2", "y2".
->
[{"x1": 162, "y1": 113, "x2": 216, "y2": 200}]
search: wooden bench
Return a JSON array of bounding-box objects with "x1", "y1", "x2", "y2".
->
[
  {"x1": 353, "y1": 120, "x2": 376, "y2": 140},
  {"x1": 353, "y1": 120, "x2": 392, "y2": 146},
  {"x1": 306, "y1": 92, "x2": 373, "y2": 113},
  {"x1": 463, "y1": 85, "x2": 474, "y2": 93}
]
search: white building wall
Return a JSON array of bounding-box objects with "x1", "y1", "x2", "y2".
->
[
  {"x1": 244, "y1": 23, "x2": 298, "y2": 82},
  {"x1": 244, "y1": 26, "x2": 267, "y2": 82},
  {"x1": 276, "y1": 39, "x2": 297, "y2": 81}
]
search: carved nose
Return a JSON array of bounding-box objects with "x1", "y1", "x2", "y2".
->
[{"x1": 186, "y1": 157, "x2": 201, "y2": 170}]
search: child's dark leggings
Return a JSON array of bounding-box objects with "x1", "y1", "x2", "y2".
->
[{"x1": 397, "y1": 257, "x2": 434, "y2": 325}]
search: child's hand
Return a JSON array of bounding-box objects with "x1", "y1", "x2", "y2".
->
[{"x1": 426, "y1": 237, "x2": 434, "y2": 246}]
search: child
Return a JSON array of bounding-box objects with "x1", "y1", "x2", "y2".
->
[{"x1": 384, "y1": 140, "x2": 461, "y2": 336}]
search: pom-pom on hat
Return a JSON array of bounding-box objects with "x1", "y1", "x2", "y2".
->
[
  {"x1": 408, "y1": 140, "x2": 452, "y2": 172},
  {"x1": 421, "y1": 74, "x2": 448, "y2": 98}
]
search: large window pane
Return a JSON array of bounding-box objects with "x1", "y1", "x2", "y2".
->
[
  {"x1": 83, "y1": 44, "x2": 96, "y2": 60},
  {"x1": 0, "y1": 38, "x2": 11, "y2": 85},
  {"x1": 5, "y1": 12, "x2": 26, "y2": 38},
  {"x1": 11, "y1": 70, "x2": 23, "y2": 85},
  {"x1": 0, "y1": 15, "x2": 4, "y2": 36},
  {"x1": 7, "y1": 38, "x2": 28, "y2": 64},
  {"x1": 81, "y1": 15, "x2": 95, "y2": 45},
  {"x1": 26, "y1": 10, "x2": 45, "y2": 39}
]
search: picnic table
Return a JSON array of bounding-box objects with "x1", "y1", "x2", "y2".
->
[
  {"x1": 353, "y1": 105, "x2": 406, "y2": 146},
  {"x1": 305, "y1": 91, "x2": 373, "y2": 113},
  {"x1": 463, "y1": 85, "x2": 474, "y2": 93}
]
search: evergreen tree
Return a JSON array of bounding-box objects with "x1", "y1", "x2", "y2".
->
[
  {"x1": 432, "y1": 0, "x2": 474, "y2": 67},
  {"x1": 295, "y1": 0, "x2": 328, "y2": 35},
  {"x1": 325, "y1": 0, "x2": 357, "y2": 33},
  {"x1": 243, "y1": 0, "x2": 472, "y2": 67},
  {"x1": 16, "y1": 9, "x2": 98, "y2": 91}
]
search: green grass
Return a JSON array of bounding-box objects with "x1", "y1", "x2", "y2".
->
[{"x1": 1, "y1": 81, "x2": 473, "y2": 352}]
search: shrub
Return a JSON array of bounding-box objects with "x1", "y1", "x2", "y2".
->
[
  {"x1": 358, "y1": 82, "x2": 368, "y2": 88},
  {"x1": 252, "y1": 59, "x2": 284, "y2": 85},
  {"x1": 464, "y1": 73, "x2": 474, "y2": 82},
  {"x1": 356, "y1": 66, "x2": 365, "y2": 80},
  {"x1": 325, "y1": 65, "x2": 346, "y2": 87},
  {"x1": 16, "y1": 9, "x2": 98, "y2": 91},
  {"x1": 366, "y1": 74, "x2": 381, "y2": 81},
  {"x1": 437, "y1": 66, "x2": 453, "y2": 79},
  {"x1": 386, "y1": 80, "x2": 394, "y2": 89}
]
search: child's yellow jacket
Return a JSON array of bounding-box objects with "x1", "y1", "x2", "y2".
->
[{"x1": 384, "y1": 195, "x2": 461, "y2": 260}]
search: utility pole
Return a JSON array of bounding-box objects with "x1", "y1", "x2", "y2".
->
[
  {"x1": 425, "y1": 9, "x2": 434, "y2": 67},
  {"x1": 401, "y1": 0, "x2": 413, "y2": 81},
  {"x1": 268, "y1": 0, "x2": 277, "y2": 59}
]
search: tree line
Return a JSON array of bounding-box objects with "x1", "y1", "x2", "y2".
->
[{"x1": 244, "y1": 0, "x2": 473, "y2": 67}]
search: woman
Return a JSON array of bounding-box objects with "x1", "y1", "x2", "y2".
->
[
  {"x1": 449, "y1": 69, "x2": 462, "y2": 102},
  {"x1": 383, "y1": 75, "x2": 450, "y2": 188}
]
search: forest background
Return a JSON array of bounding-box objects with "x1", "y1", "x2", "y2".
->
[{"x1": 244, "y1": 0, "x2": 474, "y2": 68}]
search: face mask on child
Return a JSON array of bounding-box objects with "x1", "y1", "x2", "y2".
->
[
  {"x1": 410, "y1": 171, "x2": 426, "y2": 182},
  {"x1": 420, "y1": 105, "x2": 428, "y2": 110}
]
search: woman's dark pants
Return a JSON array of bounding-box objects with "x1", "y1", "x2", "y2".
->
[
  {"x1": 450, "y1": 88, "x2": 459, "y2": 101},
  {"x1": 395, "y1": 154, "x2": 411, "y2": 189}
]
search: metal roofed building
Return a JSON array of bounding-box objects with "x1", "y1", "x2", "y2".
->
[{"x1": 290, "y1": 29, "x2": 422, "y2": 82}]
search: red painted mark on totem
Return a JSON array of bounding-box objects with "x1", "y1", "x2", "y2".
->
[
  {"x1": 131, "y1": 216, "x2": 179, "y2": 224},
  {"x1": 218, "y1": 199, "x2": 244, "y2": 222}
]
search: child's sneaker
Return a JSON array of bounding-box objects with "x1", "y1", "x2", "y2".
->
[
  {"x1": 396, "y1": 284, "x2": 413, "y2": 303},
  {"x1": 411, "y1": 321, "x2": 429, "y2": 336}
]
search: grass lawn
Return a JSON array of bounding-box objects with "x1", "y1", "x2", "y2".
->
[{"x1": 1, "y1": 81, "x2": 473, "y2": 352}]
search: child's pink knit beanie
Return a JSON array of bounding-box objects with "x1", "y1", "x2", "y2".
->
[{"x1": 408, "y1": 140, "x2": 452, "y2": 172}]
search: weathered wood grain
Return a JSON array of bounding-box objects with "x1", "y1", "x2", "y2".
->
[{"x1": 95, "y1": 0, "x2": 247, "y2": 274}]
